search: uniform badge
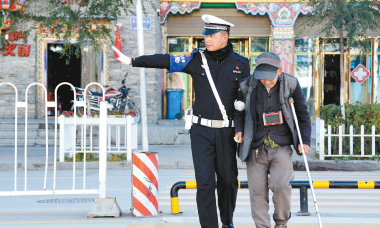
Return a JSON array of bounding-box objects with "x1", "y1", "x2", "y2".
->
[
  {"x1": 168, "y1": 49, "x2": 198, "y2": 73},
  {"x1": 233, "y1": 66, "x2": 241, "y2": 74}
]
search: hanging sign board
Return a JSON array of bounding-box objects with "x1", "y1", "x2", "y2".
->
[
  {"x1": 351, "y1": 64, "x2": 370, "y2": 84},
  {"x1": 168, "y1": 38, "x2": 178, "y2": 45},
  {"x1": 130, "y1": 16, "x2": 152, "y2": 31}
]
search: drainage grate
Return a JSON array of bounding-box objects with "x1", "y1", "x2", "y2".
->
[{"x1": 37, "y1": 198, "x2": 94, "y2": 203}]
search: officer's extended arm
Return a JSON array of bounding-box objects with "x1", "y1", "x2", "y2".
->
[{"x1": 112, "y1": 46, "x2": 171, "y2": 70}]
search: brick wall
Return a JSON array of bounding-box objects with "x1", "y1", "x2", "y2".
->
[
  {"x1": 0, "y1": 1, "x2": 162, "y2": 121},
  {"x1": 0, "y1": 22, "x2": 37, "y2": 119},
  {"x1": 107, "y1": 0, "x2": 162, "y2": 122}
]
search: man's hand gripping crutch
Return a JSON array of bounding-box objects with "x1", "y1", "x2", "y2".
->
[{"x1": 289, "y1": 97, "x2": 323, "y2": 228}]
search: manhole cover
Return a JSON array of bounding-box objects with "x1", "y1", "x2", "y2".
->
[{"x1": 37, "y1": 198, "x2": 94, "y2": 203}]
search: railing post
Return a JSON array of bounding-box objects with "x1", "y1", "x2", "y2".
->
[
  {"x1": 350, "y1": 125, "x2": 353, "y2": 156},
  {"x1": 338, "y1": 125, "x2": 343, "y2": 156},
  {"x1": 98, "y1": 101, "x2": 107, "y2": 199},
  {"x1": 88, "y1": 100, "x2": 122, "y2": 218},
  {"x1": 372, "y1": 125, "x2": 376, "y2": 156},
  {"x1": 316, "y1": 118, "x2": 320, "y2": 157},
  {"x1": 361, "y1": 125, "x2": 365, "y2": 156},
  {"x1": 319, "y1": 119, "x2": 325, "y2": 160},
  {"x1": 127, "y1": 115, "x2": 132, "y2": 162},
  {"x1": 59, "y1": 115, "x2": 66, "y2": 162},
  {"x1": 297, "y1": 186, "x2": 311, "y2": 216}
]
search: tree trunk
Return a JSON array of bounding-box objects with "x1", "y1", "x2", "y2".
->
[{"x1": 340, "y1": 30, "x2": 345, "y2": 119}]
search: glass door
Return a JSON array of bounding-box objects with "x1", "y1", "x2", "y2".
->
[
  {"x1": 164, "y1": 37, "x2": 193, "y2": 119},
  {"x1": 294, "y1": 38, "x2": 317, "y2": 117},
  {"x1": 250, "y1": 37, "x2": 270, "y2": 71},
  {"x1": 348, "y1": 40, "x2": 372, "y2": 104}
]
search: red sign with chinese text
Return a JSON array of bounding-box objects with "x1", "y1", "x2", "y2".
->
[
  {"x1": 9, "y1": 31, "x2": 27, "y2": 42},
  {"x1": 18, "y1": 45, "x2": 30, "y2": 57},
  {"x1": 3, "y1": 43, "x2": 16, "y2": 56}
]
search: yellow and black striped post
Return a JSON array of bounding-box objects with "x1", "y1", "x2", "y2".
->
[{"x1": 170, "y1": 180, "x2": 379, "y2": 215}]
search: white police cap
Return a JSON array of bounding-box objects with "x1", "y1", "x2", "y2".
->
[{"x1": 201, "y1": 14, "x2": 234, "y2": 35}]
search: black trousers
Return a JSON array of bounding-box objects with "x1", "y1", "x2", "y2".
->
[{"x1": 190, "y1": 124, "x2": 238, "y2": 228}]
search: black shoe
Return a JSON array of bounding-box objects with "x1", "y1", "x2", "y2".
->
[
  {"x1": 274, "y1": 225, "x2": 287, "y2": 228},
  {"x1": 222, "y1": 224, "x2": 234, "y2": 228}
]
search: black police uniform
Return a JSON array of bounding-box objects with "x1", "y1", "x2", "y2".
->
[{"x1": 132, "y1": 49, "x2": 249, "y2": 228}]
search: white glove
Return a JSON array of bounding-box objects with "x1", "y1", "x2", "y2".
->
[
  {"x1": 112, "y1": 46, "x2": 131, "y2": 66},
  {"x1": 234, "y1": 99, "x2": 245, "y2": 111}
]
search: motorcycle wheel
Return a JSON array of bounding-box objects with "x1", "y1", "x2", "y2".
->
[
  {"x1": 118, "y1": 102, "x2": 126, "y2": 114},
  {"x1": 129, "y1": 104, "x2": 141, "y2": 123}
]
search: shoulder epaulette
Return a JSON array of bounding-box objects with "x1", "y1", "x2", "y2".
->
[{"x1": 232, "y1": 52, "x2": 250, "y2": 62}]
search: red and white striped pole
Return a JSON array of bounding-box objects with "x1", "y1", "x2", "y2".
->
[{"x1": 132, "y1": 152, "x2": 159, "y2": 216}]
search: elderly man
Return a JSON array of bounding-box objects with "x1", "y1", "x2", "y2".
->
[
  {"x1": 234, "y1": 52, "x2": 311, "y2": 228},
  {"x1": 113, "y1": 14, "x2": 249, "y2": 228}
]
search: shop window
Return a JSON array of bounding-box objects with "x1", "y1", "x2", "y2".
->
[
  {"x1": 350, "y1": 40, "x2": 372, "y2": 104},
  {"x1": 294, "y1": 38, "x2": 316, "y2": 117},
  {"x1": 350, "y1": 54, "x2": 372, "y2": 104},
  {"x1": 376, "y1": 39, "x2": 380, "y2": 103},
  {"x1": 295, "y1": 38, "x2": 315, "y2": 53},
  {"x1": 250, "y1": 38, "x2": 270, "y2": 71},
  {"x1": 231, "y1": 39, "x2": 240, "y2": 53},
  {"x1": 325, "y1": 39, "x2": 340, "y2": 53},
  {"x1": 168, "y1": 38, "x2": 189, "y2": 54},
  {"x1": 166, "y1": 37, "x2": 192, "y2": 119}
]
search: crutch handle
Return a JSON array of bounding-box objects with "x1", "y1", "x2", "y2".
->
[{"x1": 289, "y1": 97, "x2": 294, "y2": 104}]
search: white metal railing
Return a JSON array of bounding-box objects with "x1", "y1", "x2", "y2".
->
[
  {"x1": 58, "y1": 115, "x2": 138, "y2": 163},
  {"x1": 0, "y1": 82, "x2": 124, "y2": 198},
  {"x1": 316, "y1": 118, "x2": 379, "y2": 160}
]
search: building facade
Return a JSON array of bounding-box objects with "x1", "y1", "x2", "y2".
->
[
  {"x1": 0, "y1": 0, "x2": 162, "y2": 121},
  {"x1": 1, "y1": 0, "x2": 380, "y2": 121},
  {"x1": 160, "y1": 0, "x2": 380, "y2": 120}
]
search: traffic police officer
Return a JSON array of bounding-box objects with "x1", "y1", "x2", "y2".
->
[{"x1": 113, "y1": 15, "x2": 250, "y2": 228}]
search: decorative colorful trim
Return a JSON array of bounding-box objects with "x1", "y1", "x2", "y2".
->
[
  {"x1": 1, "y1": 17, "x2": 11, "y2": 30},
  {"x1": 0, "y1": 0, "x2": 28, "y2": 12},
  {"x1": 273, "y1": 39, "x2": 293, "y2": 62},
  {"x1": 160, "y1": 1, "x2": 201, "y2": 25},
  {"x1": 1, "y1": 0, "x2": 28, "y2": 30},
  {"x1": 235, "y1": 2, "x2": 312, "y2": 27}
]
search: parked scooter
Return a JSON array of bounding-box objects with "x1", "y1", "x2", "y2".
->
[{"x1": 70, "y1": 73, "x2": 141, "y2": 122}]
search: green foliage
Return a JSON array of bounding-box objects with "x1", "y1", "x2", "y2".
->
[
  {"x1": 301, "y1": 0, "x2": 380, "y2": 53},
  {"x1": 319, "y1": 102, "x2": 380, "y2": 158},
  {"x1": 370, "y1": 154, "x2": 380, "y2": 161},
  {"x1": 108, "y1": 153, "x2": 127, "y2": 161},
  {"x1": 65, "y1": 153, "x2": 98, "y2": 162},
  {"x1": 3, "y1": 0, "x2": 156, "y2": 59}
]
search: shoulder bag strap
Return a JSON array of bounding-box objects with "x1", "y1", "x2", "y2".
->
[{"x1": 200, "y1": 52, "x2": 228, "y2": 121}]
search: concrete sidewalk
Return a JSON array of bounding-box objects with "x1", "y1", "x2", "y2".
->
[{"x1": 0, "y1": 145, "x2": 378, "y2": 171}]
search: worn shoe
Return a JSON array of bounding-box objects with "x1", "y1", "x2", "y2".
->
[
  {"x1": 274, "y1": 225, "x2": 287, "y2": 228},
  {"x1": 222, "y1": 224, "x2": 234, "y2": 228}
]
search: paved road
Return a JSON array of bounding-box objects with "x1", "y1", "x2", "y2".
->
[{"x1": 0, "y1": 169, "x2": 379, "y2": 228}]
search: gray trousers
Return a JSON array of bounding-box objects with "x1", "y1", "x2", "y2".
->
[{"x1": 246, "y1": 145, "x2": 294, "y2": 228}]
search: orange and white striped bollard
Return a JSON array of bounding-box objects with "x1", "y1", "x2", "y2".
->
[{"x1": 132, "y1": 152, "x2": 159, "y2": 216}]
